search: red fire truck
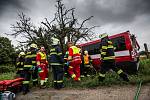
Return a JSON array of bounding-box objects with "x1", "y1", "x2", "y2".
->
[{"x1": 79, "y1": 31, "x2": 140, "y2": 73}]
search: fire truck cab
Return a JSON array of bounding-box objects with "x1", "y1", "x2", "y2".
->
[{"x1": 79, "y1": 31, "x2": 140, "y2": 74}]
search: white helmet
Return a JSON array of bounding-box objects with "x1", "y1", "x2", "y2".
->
[
  {"x1": 19, "y1": 52, "x2": 25, "y2": 57},
  {"x1": 84, "y1": 50, "x2": 88, "y2": 54},
  {"x1": 52, "y1": 37, "x2": 59, "y2": 45},
  {"x1": 30, "y1": 43, "x2": 37, "y2": 49},
  {"x1": 99, "y1": 33, "x2": 108, "y2": 39}
]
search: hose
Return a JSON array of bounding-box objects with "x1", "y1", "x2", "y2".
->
[{"x1": 134, "y1": 80, "x2": 142, "y2": 100}]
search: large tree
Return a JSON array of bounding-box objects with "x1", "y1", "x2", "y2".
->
[
  {"x1": 9, "y1": 0, "x2": 97, "y2": 53},
  {"x1": 42, "y1": 0, "x2": 97, "y2": 52},
  {"x1": 0, "y1": 36, "x2": 16, "y2": 64}
]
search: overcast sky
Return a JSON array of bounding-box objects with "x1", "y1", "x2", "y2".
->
[{"x1": 0, "y1": 0, "x2": 150, "y2": 50}]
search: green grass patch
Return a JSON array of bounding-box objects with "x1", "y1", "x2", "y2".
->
[
  {"x1": 0, "y1": 72, "x2": 15, "y2": 80},
  {"x1": 0, "y1": 59, "x2": 150, "y2": 88},
  {"x1": 62, "y1": 59, "x2": 150, "y2": 88}
]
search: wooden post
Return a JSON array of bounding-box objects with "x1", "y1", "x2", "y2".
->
[{"x1": 144, "y1": 43, "x2": 149, "y2": 58}]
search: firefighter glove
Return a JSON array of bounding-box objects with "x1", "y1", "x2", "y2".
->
[
  {"x1": 66, "y1": 62, "x2": 70, "y2": 66},
  {"x1": 30, "y1": 66, "x2": 35, "y2": 70},
  {"x1": 38, "y1": 67, "x2": 42, "y2": 72}
]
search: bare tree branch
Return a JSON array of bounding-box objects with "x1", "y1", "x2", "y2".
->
[{"x1": 78, "y1": 16, "x2": 93, "y2": 30}]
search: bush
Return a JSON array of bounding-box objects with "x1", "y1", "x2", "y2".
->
[
  {"x1": 0, "y1": 64, "x2": 15, "y2": 73},
  {"x1": 139, "y1": 59, "x2": 150, "y2": 75},
  {"x1": 0, "y1": 72, "x2": 15, "y2": 80}
]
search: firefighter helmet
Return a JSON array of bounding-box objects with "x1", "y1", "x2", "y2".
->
[
  {"x1": 30, "y1": 43, "x2": 37, "y2": 49},
  {"x1": 40, "y1": 46, "x2": 45, "y2": 52},
  {"x1": 19, "y1": 52, "x2": 25, "y2": 57},
  {"x1": 52, "y1": 37, "x2": 59, "y2": 45},
  {"x1": 99, "y1": 33, "x2": 108, "y2": 39},
  {"x1": 84, "y1": 50, "x2": 88, "y2": 55}
]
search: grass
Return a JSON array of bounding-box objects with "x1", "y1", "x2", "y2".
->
[
  {"x1": 0, "y1": 64, "x2": 15, "y2": 73},
  {"x1": 0, "y1": 59, "x2": 150, "y2": 88},
  {"x1": 62, "y1": 59, "x2": 150, "y2": 88},
  {"x1": 0, "y1": 72, "x2": 15, "y2": 80}
]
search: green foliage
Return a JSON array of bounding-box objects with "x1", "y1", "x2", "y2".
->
[
  {"x1": 62, "y1": 59, "x2": 150, "y2": 88},
  {"x1": 0, "y1": 64, "x2": 15, "y2": 73},
  {"x1": 0, "y1": 36, "x2": 16, "y2": 65},
  {"x1": 0, "y1": 72, "x2": 15, "y2": 80},
  {"x1": 139, "y1": 59, "x2": 150, "y2": 75}
]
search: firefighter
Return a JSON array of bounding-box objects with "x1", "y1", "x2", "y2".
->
[
  {"x1": 80, "y1": 49, "x2": 85, "y2": 78},
  {"x1": 98, "y1": 33, "x2": 129, "y2": 82},
  {"x1": 16, "y1": 52, "x2": 25, "y2": 78},
  {"x1": 36, "y1": 46, "x2": 48, "y2": 88},
  {"x1": 22, "y1": 43, "x2": 38, "y2": 94},
  {"x1": 49, "y1": 38, "x2": 64, "y2": 89},
  {"x1": 67, "y1": 42, "x2": 82, "y2": 81},
  {"x1": 83, "y1": 50, "x2": 92, "y2": 77}
]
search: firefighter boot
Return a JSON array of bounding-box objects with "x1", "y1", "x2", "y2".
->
[
  {"x1": 54, "y1": 82, "x2": 58, "y2": 89},
  {"x1": 22, "y1": 84, "x2": 30, "y2": 95},
  {"x1": 22, "y1": 88, "x2": 30, "y2": 95},
  {"x1": 33, "y1": 81, "x2": 38, "y2": 86},
  {"x1": 98, "y1": 76, "x2": 105, "y2": 82},
  {"x1": 119, "y1": 73, "x2": 129, "y2": 82},
  {"x1": 56, "y1": 83, "x2": 64, "y2": 90},
  {"x1": 98, "y1": 73, "x2": 105, "y2": 82}
]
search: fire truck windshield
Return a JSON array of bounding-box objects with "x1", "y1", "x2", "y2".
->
[{"x1": 111, "y1": 36, "x2": 126, "y2": 52}]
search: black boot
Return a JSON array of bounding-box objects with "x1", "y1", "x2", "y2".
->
[
  {"x1": 98, "y1": 76, "x2": 105, "y2": 82},
  {"x1": 54, "y1": 82, "x2": 58, "y2": 89},
  {"x1": 33, "y1": 81, "x2": 38, "y2": 86},
  {"x1": 22, "y1": 85, "x2": 29, "y2": 95},
  {"x1": 22, "y1": 89, "x2": 30, "y2": 95},
  {"x1": 119, "y1": 73, "x2": 129, "y2": 82}
]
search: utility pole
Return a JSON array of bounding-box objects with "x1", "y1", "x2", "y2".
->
[{"x1": 144, "y1": 43, "x2": 149, "y2": 58}]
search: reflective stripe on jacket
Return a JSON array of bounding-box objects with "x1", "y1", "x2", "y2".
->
[
  {"x1": 69, "y1": 46, "x2": 81, "y2": 62},
  {"x1": 100, "y1": 37, "x2": 115, "y2": 61},
  {"x1": 16, "y1": 56, "x2": 25, "y2": 69},
  {"x1": 36, "y1": 51, "x2": 47, "y2": 64},
  {"x1": 49, "y1": 45, "x2": 64, "y2": 66},
  {"x1": 24, "y1": 50, "x2": 37, "y2": 68},
  {"x1": 84, "y1": 54, "x2": 90, "y2": 64}
]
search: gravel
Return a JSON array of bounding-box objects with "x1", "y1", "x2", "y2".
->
[{"x1": 16, "y1": 84, "x2": 150, "y2": 100}]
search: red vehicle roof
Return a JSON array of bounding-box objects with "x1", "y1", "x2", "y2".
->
[{"x1": 78, "y1": 31, "x2": 130, "y2": 47}]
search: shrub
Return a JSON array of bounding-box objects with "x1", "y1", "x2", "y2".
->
[
  {"x1": 0, "y1": 64, "x2": 15, "y2": 73},
  {"x1": 0, "y1": 72, "x2": 15, "y2": 80}
]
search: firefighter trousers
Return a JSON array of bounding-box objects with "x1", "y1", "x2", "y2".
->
[
  {"x1": 68, "y1": 61, "x2": 81, "y2": 81},
  {"x1": 32, "y1": 66, "x2": 38, "y2": 85},
  {"x1": 80, "y1": 63, "x2": 84, "y2": 76},
  {"x1": 22, "y1": 69, "x2": 31, "y2": 93},
  {"x1": 98, "y1": 61, "x2": 129, "y2": 82},
  {"x1": 83, "y1": 64, "x2": 91, "y2": 76},
  {"x1": 52, "y1": 65, "x2": 64, "y2": 89},
  {"x1": 39, "y1": 64, "x2": 48, "y2": 86},
  {"x1": 16, "y1": 70, "x2": 24, "y2": 78}
]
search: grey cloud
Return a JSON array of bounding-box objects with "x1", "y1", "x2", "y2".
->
[
  {"x1": 0, "y1": 0, "x2": 150, "y2": 48},
  {"x1": 0, "y1": 0, "x2": 26, "y2": 16},
  {"x1": 64, "y1": 0, "x2": 150, "y2": 25}
]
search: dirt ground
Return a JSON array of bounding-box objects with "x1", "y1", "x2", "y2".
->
[{"x1": 16, "y1": 84, "x2": 150, "y2": 100}]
